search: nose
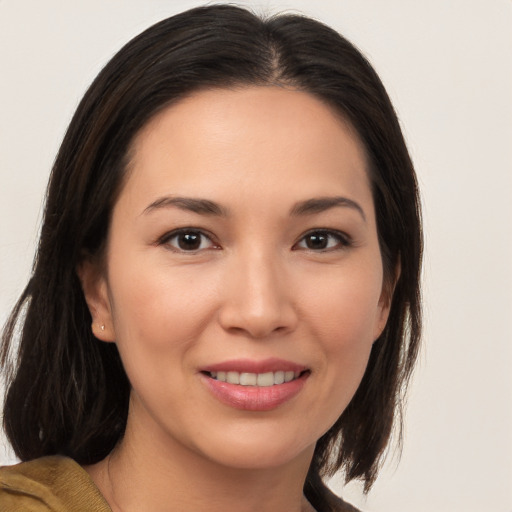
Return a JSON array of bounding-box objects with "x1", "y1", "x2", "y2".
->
[{"x1": 217, "y1": 250, "x2": 298, "y2": 339}]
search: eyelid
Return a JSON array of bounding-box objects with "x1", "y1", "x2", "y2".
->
[
  {"x1": 293, "y1": 229, "x2": 352, "y2": 251},
  {"x1": 158, "y1": 227, "x2": 220, "y2": 252},
  {"x1": 156, "y1": 227, "x2": 351, "y2": 253}
]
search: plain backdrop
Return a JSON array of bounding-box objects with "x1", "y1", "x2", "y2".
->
[{"x1": 1, "y1": 1, "x2": 511, "y2": 511}]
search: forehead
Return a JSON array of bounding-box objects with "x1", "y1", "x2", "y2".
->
[{"x1": 120, "y1": 86, "x2": 372, "y2": 214}]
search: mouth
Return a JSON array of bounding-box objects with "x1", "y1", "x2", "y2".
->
[
  {"x1": 199, "y1": 359, "x2": 310, "y2": 411},
  {"x1": 204, "y1": 370, "x2": 307, "y2": 387}
]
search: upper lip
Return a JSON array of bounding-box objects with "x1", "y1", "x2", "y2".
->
[{"x1": 200, "y1": 358, "x2": 308, "y2": 374}]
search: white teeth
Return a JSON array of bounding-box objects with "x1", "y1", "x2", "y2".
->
[
  {"x1": 284, "y1": 371, "x2": 295, "y2": 383},
  {"x1": 240, "y1": 372, "x2": 257, "y2": 385},
  {"x1": 209, "y1": 370, "x2": 303, "y2": 386},
  {"x1": 256, "y1": 372, "x2": 274, "y2": 387},
  {"x1": 274, "y1": 370, "x2": 285, "y2": 384},
  {"x1": 226, "y1": 371, "x2": 240, "y2": 384}
]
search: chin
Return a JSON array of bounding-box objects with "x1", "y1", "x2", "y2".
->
[{"x1": 194, "y1": 430, "x2": 316, "y2": 471}]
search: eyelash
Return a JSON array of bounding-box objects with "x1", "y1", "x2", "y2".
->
[
  {"x1": 293, "y1": 229, "x2": 352, "y2": 252},
  {"x1": 158, "y1": 228, "x2": 352, "y2": 253},
  {"x1": 158, "y1": 228, "x2": 219, "y2": 253}
]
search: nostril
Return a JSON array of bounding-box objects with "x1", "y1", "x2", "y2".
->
[{"x1": 216, "y1": 277, "x2": 299, "y2": 339}]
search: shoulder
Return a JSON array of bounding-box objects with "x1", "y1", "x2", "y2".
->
[{"x1": 0, "y1": 455, "x2": 111, "y2": 511}]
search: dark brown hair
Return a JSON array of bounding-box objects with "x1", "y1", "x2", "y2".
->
[{"x1": 1, "y1": 4, "x2": 422, "y2": 509}]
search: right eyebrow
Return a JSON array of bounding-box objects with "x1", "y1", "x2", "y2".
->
[
  {"x1": 141, "y1": 196, "x2": 228, "y2": 217},
  {"x1": 289, "y1": 196, "x2": 367, "y2": 222}
]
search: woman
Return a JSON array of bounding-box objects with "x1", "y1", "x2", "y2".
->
[{"x1": 0, "y1": 5, "x2": 422, "y2": 511}]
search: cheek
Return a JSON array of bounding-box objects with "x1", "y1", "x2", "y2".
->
[
  {"x1": 105, "y1": 253, "x2": 219, "y2": 378},
  {"x1": 303, "y1": 261, "x2": 383, "y2": 349},
  {"x1": 316, "y1": 292, "x2": 376, "y2": 390},
  {"x1": 300, "y1": 262, "x2": 383, "y2": 412},
  {"x1": 105, "y1": 271, "x2": 216, "y2": 427}
]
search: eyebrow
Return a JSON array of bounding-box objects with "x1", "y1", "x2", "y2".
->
[
  {"x1": 142, "y1": 195, "x2": 366, "y2": 221},
  {"x1": 142, "y1": 196, "x2": 227, "y2": 216},
  {"x1": 290, "y1": 196, "x2": 366, "y2": 222}
]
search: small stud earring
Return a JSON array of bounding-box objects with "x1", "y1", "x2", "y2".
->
[{"x1": 101, "y1": 324, "x2": 105, "y2": 331}]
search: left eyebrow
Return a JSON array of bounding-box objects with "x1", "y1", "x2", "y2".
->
[
  {"x1": 141, "y1": 196, "x2": 228, "y2": 216},
  {"x1": 290, "y1": 196, "x2": 367, "y2": 222}
]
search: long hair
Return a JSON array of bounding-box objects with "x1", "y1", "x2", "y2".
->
[{"x1": 1, "y1": 4, "x2": 422, "y2": 508}]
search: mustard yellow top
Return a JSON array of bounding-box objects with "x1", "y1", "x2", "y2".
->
[
  {"x1": 0, "y1": 456, "x2": 111, "y2": 511},
  {"x1": 0, "y1": 456, "x2": 360, "y2": 512}
]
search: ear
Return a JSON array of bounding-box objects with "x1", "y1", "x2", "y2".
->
[
  {"x1": 373, "y1": 294, "x2": 392, "y2": 341},
  {"x1": 77, "y1": 258, "x2": 115, "y2": 342},
  {"x1": 373, "y1": 259, "x2": 401, "y2": 341}
]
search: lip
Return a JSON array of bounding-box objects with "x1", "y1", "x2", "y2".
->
[{"x1": 199, "y1": 358, "x2": 310, "y2": 411}]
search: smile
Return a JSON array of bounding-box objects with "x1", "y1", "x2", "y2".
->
[
  {"x1": 208, "y1": 370, "x2": 301, "y2": 387},
  {"x1": 200, "y1": 359, "x2": 310, "y2": 411}
]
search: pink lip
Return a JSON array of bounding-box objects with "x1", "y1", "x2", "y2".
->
[{"x1": 199, "y1": 358, "x2": 310, "y2": 412}]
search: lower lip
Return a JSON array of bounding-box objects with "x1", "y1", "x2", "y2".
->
[{"x1": 201, "y1": 372, "x2": 309, "y2": 411}]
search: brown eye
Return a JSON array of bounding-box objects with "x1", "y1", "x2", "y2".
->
[
  {"x1": 295, "y1": 230, "x2": 349, "y2": 251},
  {"x1": 176, "y1": 232, "x2": 202, "y2": 250},
  {"x1": 304, "y1": 233, "x2": 329, "y2": 250},
  {"x1": 163, "y1": 230, "x2": 217, "y2": 252}
]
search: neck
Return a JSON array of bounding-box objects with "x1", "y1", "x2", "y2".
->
[{"x1": 86, "y1": 409, "x2": 316, "y2": 512}]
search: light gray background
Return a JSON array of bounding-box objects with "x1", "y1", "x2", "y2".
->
[{"x1": 1, "y1": 1, "x2": 511, "y2": 511}]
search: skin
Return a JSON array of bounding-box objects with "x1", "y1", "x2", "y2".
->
[{"x1": 80, "y1": 86, "x2": 391, "y2": 512}]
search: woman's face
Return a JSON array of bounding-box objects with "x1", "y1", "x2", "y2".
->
[{"x1": 84, "y1": 86, "x2": 390, "y2": 470}]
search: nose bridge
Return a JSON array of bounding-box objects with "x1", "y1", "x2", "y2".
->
[{"x1": 218, "y1": 244, "x2": 296, "y2": 338}]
